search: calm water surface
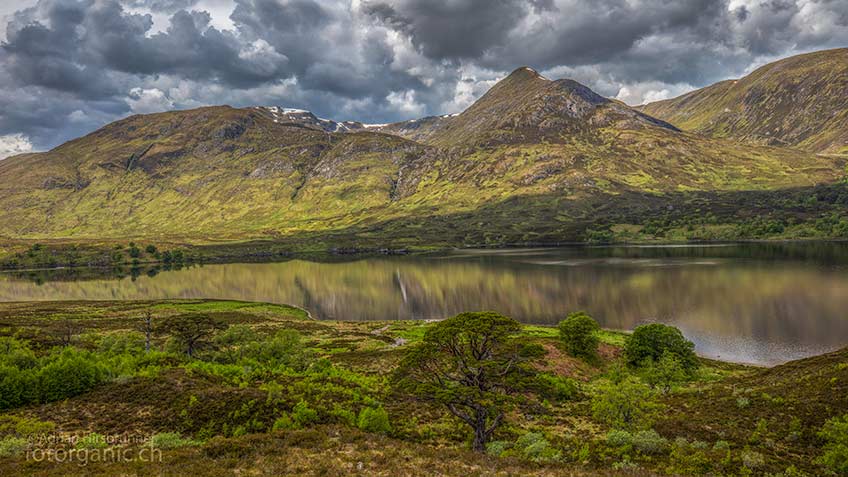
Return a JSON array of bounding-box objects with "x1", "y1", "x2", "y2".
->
[{"x1": 2, "y1": 243, "x2": 848, "y2": 365}]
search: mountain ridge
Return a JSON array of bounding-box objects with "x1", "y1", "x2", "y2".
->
[
  {"x1": 639, "y1": 48, "x2": 848, "y2": 154},
  {"x1": 0, "y1": 59, "x2": 845, "y2": 248}
]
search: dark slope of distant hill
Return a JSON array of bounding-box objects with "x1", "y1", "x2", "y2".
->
[
  {"x1": 0, "y1": 65, "x2": 844, "y2": 248},
  {"x1": 640, "y1": 48, "x2": 848, "y2": 155}
]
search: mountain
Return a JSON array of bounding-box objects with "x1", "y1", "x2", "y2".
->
[
  {"x1": 0, "y1": 66, "x2": 844, "y2": 249},
  {"x1": 639, "y1": 48, "x2": 848, "y2": 155},
  {"x1": 382, "y1": 67, "x2": 678, "y2": 147}
]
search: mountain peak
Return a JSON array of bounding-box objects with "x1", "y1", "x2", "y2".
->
[{"x1": 506, "y1": 66, "x2": 547, "y2": 80}]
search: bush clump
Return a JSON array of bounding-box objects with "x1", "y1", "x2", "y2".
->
[
  {"x1": 291, "y1": 401, "x2": 319, "y2": 428},
  {"x1": 624, "y1": 323, "x2": 698, "y2": 372},
  {"x1": 356, "y1": 406, "x2": 391, "y2": 434},
  {"x1": 272, "y1": 414, "x2": 295, "y2": 431},
  {"x1": 592, "y1": 374, "x2": 658, "y2": 431},
  {"x1": 514, "y1": 432, "x2": 561, "y2": 462},
  {"x1": 0, "y1": 436, "x2": 28, "y2": 458},
  {"x1": 486, "y1": 440, "x2": 511, "y2": 457},
  {"x1": 632, "y1": 429, "x2": 668, "y2": 454},
  {"x1": 0, "y1": 343, "x2": 108, "y2": 409},
  {"x1": 534, "y1": 373, "x2": 579, "y2": 401},
  {"x1": 640, "y1": 351, "x2": 689, "y2": 393},
  {"x1": 816, "y1": 413, "x2": 848, "y2": 474},
  {"x1": 606, "y1": 429, "x2": 633, "y2": 449},
  {"x1": 558, "y1": 312, "x2": 600, "y2": 360}
]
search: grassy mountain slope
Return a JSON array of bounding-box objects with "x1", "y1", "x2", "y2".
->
[
  {"x1": 640, "y1": 48, "x2": 848, "y2": 154},
  {"x1": 0, "y1": 67, "x2": 844, "y2": 247}
]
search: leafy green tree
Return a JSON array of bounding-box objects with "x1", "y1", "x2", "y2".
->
[
  {"x1": 624, "y1": 323, "x2": 698, "y2": 372},
  {"x1": 157, "y1": 314, "x2": 228, "y2": 358},
  {"x1": 395, "y1": 311, "x2": 542, "y2": 452},
  {"x1": 558, "y1": 311, "x2": 600, "y2": 360}
]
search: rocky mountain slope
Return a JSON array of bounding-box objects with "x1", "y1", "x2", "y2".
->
[
  {"x1": 0, "y1": 65, "x2": 844, "y2": 247},
  {"x1": 639, "y1": 48, "x2": 848, "y2": 155}
]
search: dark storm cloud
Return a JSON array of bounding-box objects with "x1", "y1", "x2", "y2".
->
[
  {"x1": 1, "y1": 0, "x2": 847, "y2": 157},
  {"x1": 363, "y1": 0, "x2": 533, "y2": 59}
]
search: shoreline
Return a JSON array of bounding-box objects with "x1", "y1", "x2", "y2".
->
[
  {"x1": 0, "y1": 296, "x2": 837, "y2": 369},
  {"x1": 2, "y1": 237, "x2": 847, "y2": 272}
]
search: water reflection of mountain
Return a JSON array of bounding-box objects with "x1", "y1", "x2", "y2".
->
[{"x1": 0, "y1": 245, "x2": 847, "y2": 365}]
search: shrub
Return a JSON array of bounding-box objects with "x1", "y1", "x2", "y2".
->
[
  {"x1": 291, "y1": 401, "x2": 318, "y2": 428},
  {"x1": 741, "y1": 448, "x2": 765, "y2": 469},
  {"x1": 736, "y1": 396, "x2": 750, "y2": 408},
  {"x1": 632, "y1": 429, "x2": 668, "y2": 454},
  {"x1": 38, "y1": 349, "x2": 108, "y2": 403},
  {"x1": 606, "y1": 429, "x2": 633, "y2": 449},
  {"x1": 640, "y1": 352, "x2": 688, "y2": 393},
  {"x1": 75, "y1": 433, "x2": 108, "y2": 449},
  {"x1": 749, "y1": 418, "x2": 768, "y2": 444},
  {"x1": 624, "y1": 323, "x2": 698, "y2": 372},
  {"x1": 558, "y1": 312, "x2": 600, "y2": 360},
  {"x1": 0, "y1": 436, "x2": 28, "y2": 457},
  {"x1": 0, "y1": 365, "x2": 38, "y2": 409},
  {"x1": 713, "y1": 440, "x2": 730, "y2": 451},
  {"x1": 0, "y1": 338, "x2": 37, "y2": 369},
  {"x1": 244, "y1": 330, "x2": 310, "y2": 371},
  {"x1": 667, "y1": 438, "x2": 711, "y2": 475},
  {"x1": 272, "y1": 413, "x2": 295, "y2": 431},
  {"x1": 514, "y1": 432, "x2": 561, "y2": 462},
  {"x1": 816, "y1": 413, "x2": 848, "y2": 474},
  {"x1": 330, "y1": 404, "x2": 356, "y2": 426},
  {"x1": 591, "y1": 376, "x2": 657, "y2": 430},
  {"x1": 0, "y1": 415, "x2": 55, "y2": 437},
  {"x1": 486, "y1": 440, "x2": 511, "y2": 457},
  {"x1": 149, "y1": 432, "x2": 199, "y2": 449},
  {"x1": 98, "y1": 331, "x2": 145, "y2": 355},
  {"x1": 534, "y1": 373, "x2": 579, "y2": 401},
  {"x1": 357, "y1": 406, "x2": 391, "y2": 434}
]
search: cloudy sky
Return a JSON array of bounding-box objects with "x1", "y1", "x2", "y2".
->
[{"x1": 1, "y1": 0, "x2": 847, "y2": 158}]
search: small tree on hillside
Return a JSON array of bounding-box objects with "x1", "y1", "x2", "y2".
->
[
  {"x1": 624, "y1": 323, "x2": 699, "y2": 372},
  {"x1": 558, "y1": 311, "x2": 600, "y2": 361},
  {"x1": 157, "y1": 314, "x2": 228, "y2": 358},
  {"x1": 394, "y1": 311, "x2": 543, "y2": 452}
]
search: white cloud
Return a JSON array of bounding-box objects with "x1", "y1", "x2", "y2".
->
[
  {"x1": 615, "y1": 81, "x2": 697, "y2": 106},
  {"x1": 0, "y1": 0, "x2": 38, "y2": 41},
  {"x1": 0, "y1": 134, "x2": 34, "y2": 160},
  {"x1": 127, "y1": 87, "x2": 175, "y2": 114},
  {"x1": 68, "y1": 110, "x2": 87, "y2": 122},
  {"x1": 386, "y1": 90, "x2": 425, "y2": 116}
]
